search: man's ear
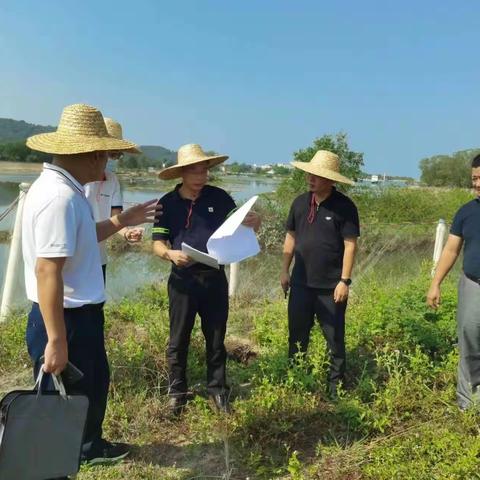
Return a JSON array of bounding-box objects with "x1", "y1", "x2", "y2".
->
[{"x1": 95, "y1": 151, "x2": 107, "y2": 162}]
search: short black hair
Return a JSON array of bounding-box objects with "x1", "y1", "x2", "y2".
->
[{"x1": 472, "y1": 154, "x2": 480, "y2": 168}]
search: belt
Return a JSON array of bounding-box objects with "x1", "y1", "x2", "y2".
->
[
  {"x1": 465, "y1": 273, "x2": 480, "y2": 285},
  {"x1": 33, "y1": 302, "x2": 104, "y2": 311},
  {"x1": 172, "y1": 264, "x2": 224, "y2": 276}
]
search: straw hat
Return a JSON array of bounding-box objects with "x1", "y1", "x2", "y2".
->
[
  {"x1": 26, "y1": 104, "x2": 141, "y2": 155},
  {"x1": 104, "y1": 116, "x2": 140, "y2": 153},
  {"x1": 159, "y1": 143, "x2": 228, "y2": 180},
  {"x1": 291, "y1": 150, "x2": 355, "y2": 185}
]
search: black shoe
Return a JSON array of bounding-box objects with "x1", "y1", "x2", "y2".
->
[
  {"x1": 168, "y1": 395, "x2": 187, "y2": 417},
  {"x1": 209, "y1": 393, "x2": 231, "y2": 414},
  {"x1": 82, "y1": 439, "x2": 130, "y2": 465}
]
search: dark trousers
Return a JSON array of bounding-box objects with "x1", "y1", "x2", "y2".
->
[
  {"x1": 288, "y1": 285, "x2": 347, "y2": 385},
  {"x1": 167, "y1": 268, "x2": 229, "y2": 396},
  {"x1": 26, "y1": 302, "x2": 110, "y2": 453}
]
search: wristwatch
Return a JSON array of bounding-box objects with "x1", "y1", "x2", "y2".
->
[{"x1": 340, "y1": 278, "x2": 352, "y2": 286}]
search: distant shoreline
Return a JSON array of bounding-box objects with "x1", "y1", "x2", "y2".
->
[
  {"x1": 0, "y1": 161, "x2": 43, "y2": 173},
  {"x1": 0, "y1": 162, "x2": 283, "y2": 182}
]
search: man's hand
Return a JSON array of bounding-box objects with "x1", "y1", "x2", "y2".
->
[
  {"x1": 125, "y1": 227, "x2": 144, "y2": 243},
  {"x1": 427, "y1": 284, "x2": 441, "y2": 309},
  {"x1": 334, "y1": 281, "x2": 349, "y2": 303},
  {"x1": 118, "y1": 199, "x2": 162, "y2": 227},
  {"x1": 280, "y1": 272, "x2": 290, "y2": 296},
  {"x1": 43, "y1": 338, "x2": 68, "y2": 375},
  {"x1": 242, "y1": 211, "x2": 261, "y2": 231},
  {"x1": 167, "y1": 250, "x2": 191, "y2": 267}
]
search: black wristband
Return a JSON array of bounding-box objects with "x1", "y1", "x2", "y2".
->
[{"x1": 340, "y1": 278, "x2": 352, "y2": 286}]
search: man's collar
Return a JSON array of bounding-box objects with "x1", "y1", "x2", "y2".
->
[
  {"x1": 174, "y1": 183, "x2": 210, "y2": 201},
  {"x1": 43, "y1": 162, "x2": 84, "y2": 194},
  {"x1": 310, "y1": 186, "x2": 336, "y2": 204}
]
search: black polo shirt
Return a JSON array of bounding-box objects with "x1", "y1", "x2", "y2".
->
[
  {"x1": 450, "y1": 198, "x2": 480, "y2": 279},
  {"x1": 286, "y1": 188, "x2": 360, "y2": 289},
  {"x1": 152, "y1": 184, "x2": 236, "y2": 256}
]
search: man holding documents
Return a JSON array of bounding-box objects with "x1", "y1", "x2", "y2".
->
[
  {"x1": 152, "y1": 144, "x2": 260, "y2": 415},
  {"x1": 280, "y1": 150, "x2": 359, "y2": 400}
]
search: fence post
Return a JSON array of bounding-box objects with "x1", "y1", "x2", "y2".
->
[
  {"x1": 431, "y1": 218, "x2": 447, "y2": 277},
  {"x1": 0, "y1": 183, "x2": 30, "y2": 322},
  {"x1": 229, "y1": 262, "x2": 239, "y2": 298}
]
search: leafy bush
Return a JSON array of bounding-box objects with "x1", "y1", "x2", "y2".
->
[{"x1": 0, "y1": 268, "x2": 472, "y2": 479}]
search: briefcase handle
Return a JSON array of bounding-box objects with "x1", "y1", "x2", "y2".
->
[{"x1": 34, "y1": 367, "x2": 68, "y2": 400}]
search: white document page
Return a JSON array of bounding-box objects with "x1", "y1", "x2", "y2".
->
[
  {"x1": 182, "y1": 195, "x2": 260, "y2": 267},
  {"x1": 206, "y1": 195, "x2": 260, "y2": 264},
  {"x1": 181, "y1": 243, "x2": 219, "y2": 269}
]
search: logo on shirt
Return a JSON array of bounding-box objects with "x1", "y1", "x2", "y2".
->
[
  {"x1": 325, "y1": 216, "x2": 332, "y2": 221},
  {"x1": 208, "y1": 207, "x2": 214, "y2": 212}
]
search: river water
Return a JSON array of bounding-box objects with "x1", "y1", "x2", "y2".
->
[{"x1": 0, "y1": 170, "x2": 280, "y2": 309}]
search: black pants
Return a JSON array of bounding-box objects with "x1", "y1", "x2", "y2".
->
[
  {"x1": 288, "y1": 285, "x2": 347, "y2": 385},
  {"x1": 167, "y1": 268, "x2": 229, "y2": 396},
  {"x1": 26, "y1": 302, "x2": 109, "y2": 455}
]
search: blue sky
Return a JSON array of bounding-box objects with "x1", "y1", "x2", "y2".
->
[{"x1": 0, "y1": 1, "x2": 479, "y2": 178}]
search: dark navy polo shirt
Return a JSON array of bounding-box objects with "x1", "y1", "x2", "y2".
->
[
  {"x1": 152, "y1": 184, "x2": 236, "y2": 255},
  {"x1": 286, "y1": 188, "x2": 360, "y2": 289},
  {"x1": 450, "y1": 198, "x2": 480, "y2": 279}
]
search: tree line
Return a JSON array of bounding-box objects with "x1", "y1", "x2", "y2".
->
[
  {"x1": 419, "y1": 149, "x2": 480, "y2": 188},
  {"x1": 1, "y1": 135, "x2": 479, "y2": 189},
  {"x1": 0, "y1": 141, "x2": 52, "y2": 163}
]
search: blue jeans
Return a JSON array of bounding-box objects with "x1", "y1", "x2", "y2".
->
[{"x1": 26, "y1": 302, "x2": 109, "y2": 454}]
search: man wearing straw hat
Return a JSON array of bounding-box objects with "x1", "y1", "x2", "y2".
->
[
  {"x1": 23, "y1": 104, "x2": 161, "y2": 467},
  {"x1": 152, "y1": 144, "x2": 260, "y2": 415},
  {"x1": 280, "y1": 150, "x2": 359, "y2": 399},
  {"x1": 84, "y1": 117, "x2": 144, "y2": 283}
]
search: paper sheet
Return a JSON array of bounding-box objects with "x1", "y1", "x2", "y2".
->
[
  {"x1": 207, "y1": 195, "x2": 260, "y2": 264},
  {"x1": 181, "y1": 243, "x2": 219, "y2": 269},
  {"x1": 181, "y1": 195, "x2": 261, "y2": 267}
]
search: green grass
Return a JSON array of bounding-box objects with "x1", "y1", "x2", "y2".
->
[{"x1": 0, "y1": 267, "x2": 475, "y2": 479}]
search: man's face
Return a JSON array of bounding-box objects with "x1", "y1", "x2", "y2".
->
[
  {"x1": 472, "y1": 167, "x2": 480, "y2": 197},
  {"x1": 88, "y1": 151, "x2": 108, "y2": 182},
  {"x1": 182, "y1": 162, "x2": 209, "y2": 193},
  {"x1": 306, "y1": 173, "x2": 334, "y2": 194}
]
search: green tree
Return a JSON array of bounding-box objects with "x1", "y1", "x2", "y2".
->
[
  {"x1": 419, "y1": 149, "x2": 479, "y2": 187},
  {"x1": 0, "y1": 140, "x2": 51, "y2": 163},
  {"x1": 272, "y1": 165, "x2": 291, "y2": 175},
  {"x1": 121, "y1": 155, "x2": 139, "y2": 169},
  {"x1": 228, "y1": 162, "x2": 253, "y2": 174},
  {"x1": 277, "y1": 132, "x2": 364, "y2": 201}
]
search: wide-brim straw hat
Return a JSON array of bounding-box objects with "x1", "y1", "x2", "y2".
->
[
  {"x1": 26, "y1": 104, "x2": 141, "y2": 155},
  {"x1": 104, "y1": 116, "x2": 141, "y2": 154},
  {"x1": 291, "y1": 150, "x2": 355, "y2": 185},
  {"x1": 159, "y1": 143, "x2": 228, "y2": 180}
]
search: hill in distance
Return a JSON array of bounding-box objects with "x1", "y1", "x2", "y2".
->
[
  {"x1": 0, "y1": 118, "x2": 176, "y2": 165},
  {"x1": 137, "y1": 145, "x2": 176, "y2": 164},
  {"x1": 0, "y1": 118, "x2": 55, "y2": 142}
]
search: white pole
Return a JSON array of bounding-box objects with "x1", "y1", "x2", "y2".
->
[
  {"x1": 0, "y1": 183, "x2": 30, "y2": 322},
  {"x1": 229, "y1": 262, "x2": 239, "y2": 298},
  {"x1": 431, "y1": 218, "x2": 447, "y2": 277}
]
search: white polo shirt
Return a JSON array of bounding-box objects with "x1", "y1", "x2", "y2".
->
[
  {"x1": 84, "y1": 171, "x2": 123, "y2": 265},
  {"x1": 22, "y1": 163, "x2": 105, "y2": 308}
]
